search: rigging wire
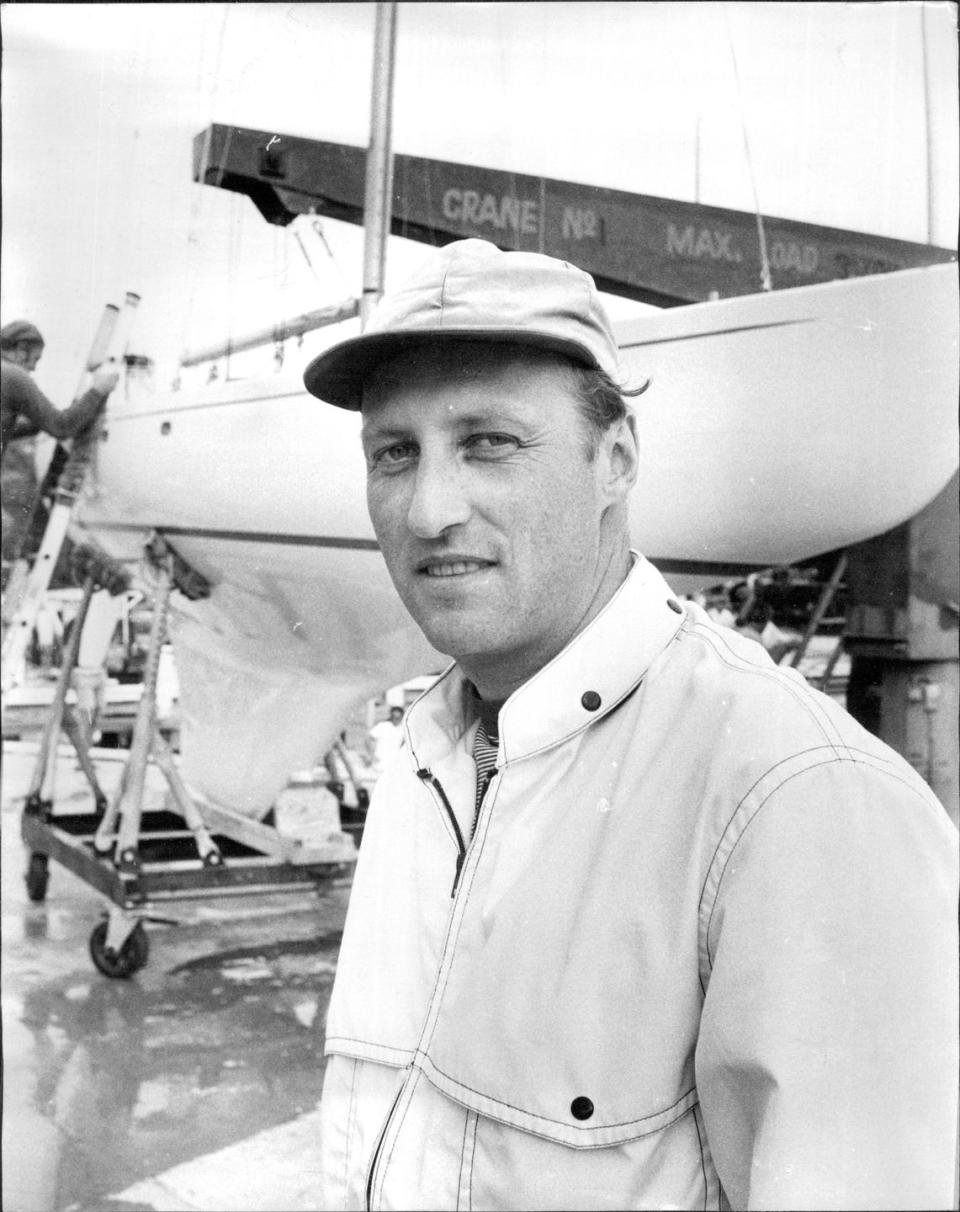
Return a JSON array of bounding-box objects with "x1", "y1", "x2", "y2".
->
[
  {"x1": 225, "y1": 191, "x2": 241, "y2": 381},
  {"x1": 125, "y1": 23, "x2": 147, "y2": 310},
  {"x1": 723, "y1": 5, "x2": 773, "y2": 292},
  {"x1": 272, "y1": 221, "x2": 289, "y2": 369},
  {"x1": 295, "y1": 216, "x2": 353, "y2": 296},
  {"x1": 178, "y1": 3, "x2": 231, "y2": 381}
]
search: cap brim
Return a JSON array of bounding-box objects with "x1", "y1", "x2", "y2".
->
[{"x1": 303, "y1": 327, "x2": 603, "y2": 410}]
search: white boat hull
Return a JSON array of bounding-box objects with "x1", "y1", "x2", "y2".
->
[
  {"x1": 618, "y1": 262, "x2": 958, "y2": 570},
  {"x1": 75, "y1": 263, "x2": 959, "y2": 813}
]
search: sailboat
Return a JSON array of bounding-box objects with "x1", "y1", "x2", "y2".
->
[
  {"x1": 69, "y1": 252, "x2": 958, "y2": 816},
  {"x1": 51, "y1": 5, "x2": 957, "y2": 818}
]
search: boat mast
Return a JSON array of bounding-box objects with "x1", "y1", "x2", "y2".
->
[
  {"x1": 361, "y1": 1, "x2": 398, "y2": 329},
  {"x1": 179, "y1": 299, "x2": 360, "y2": 368},
  {"x1": 919, "y1": 2, "x2": 938, "y2": 244}
]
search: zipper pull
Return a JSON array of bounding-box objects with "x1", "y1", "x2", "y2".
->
[
  {"x1": 451, "y1": 851, "x2": 464, "y2": 898},
  {"x1": 417, "y1": 767, "x2": 467, "y2": 898}
]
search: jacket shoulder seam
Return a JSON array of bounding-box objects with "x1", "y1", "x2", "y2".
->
[
  {"x1": 685, "y1": 619, "x2": 851, "y2": 759},
  {"x1": 698, "y1": 751, "x2": 941, "y2": 986}
]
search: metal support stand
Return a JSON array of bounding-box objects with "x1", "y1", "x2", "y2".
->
[
  {"x1": 788, "y1": 552, "x2": 848, "y2": 669},
  {"x1": 108, "y1": 548, "x2": 173, "y2": 873},
  {"x1": 151, "y1": 731, "x2": 222, "y2": 867},
  {"x1": 22, "y1": 552, "x2": 130, "y2": 904},
  {"x1": 817, "y1": 634, "x2": 846, "y2": 692},
  {"x1": 94, "y1": 537, "x2": 223, "y2": 875},
  {"x1": 25, "y1": 572, "x2": 106, "y2": 820},
  {"x1": 18, "y1": 533, "x2": 356, "y2": 979}
]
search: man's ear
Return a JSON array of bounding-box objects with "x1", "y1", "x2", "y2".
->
[{"x1": 599, "y1": 411, "x2": 639, "y2": 504}]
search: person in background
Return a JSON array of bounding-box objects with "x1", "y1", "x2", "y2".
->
[
  {"x1": 1, "y1": 319, "x2": 119, "y2": 580},
  {"x1": 1, "y1": 320, "x2": 119, "y2": 453},
  {"x1": 367, "y1": 704, "x2": 405, "y2": 774},
  {"x1": 303, "y1": 239, "x2": 957, "y2": 1211},
  {"x1": 32, "y1": 596, "x2": 64, "y2": 676},
  {"x1": 728, "y1": 577, "x2": 800, "y2": 665}
]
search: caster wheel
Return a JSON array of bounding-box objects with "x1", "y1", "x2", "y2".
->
[
  {"x1": 25, "y1": 854, "x2": 50, "y2": 903},
  {"x1": 89, "y1": 920, "x2": 149, "y2": 978}
]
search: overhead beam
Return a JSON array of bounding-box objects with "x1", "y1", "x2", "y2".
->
[{"x1": 193, "y1": 123, "x2": 956, "y2": 305}]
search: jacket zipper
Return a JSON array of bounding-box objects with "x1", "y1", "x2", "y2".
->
[
  {"x1": 365, "y1": 759, "x2": 476, "y2": 1204},
  {"x1": 416, "y1": 767, "x2": 466, "y2": 897},
  {"x1": 365, "y1": 1082, "x2": 404, "y2": 1210}
]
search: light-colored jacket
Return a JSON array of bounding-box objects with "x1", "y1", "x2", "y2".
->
[{"x1": 320, "y1": 556, "x2": 958, "y2": 1210}]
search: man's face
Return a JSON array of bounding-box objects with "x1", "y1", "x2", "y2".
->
[
  {"x1": 8, "y1": 343, "x2": 43, "y2": 372},
  {"x1": 362, "y1": 344, "x2": 632, "y2": 689}
]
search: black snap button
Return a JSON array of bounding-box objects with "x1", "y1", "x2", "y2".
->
[
  {"x1": 667, "y1": 598, "x2": 683, "y2": 614},
  {"x1": 570, "y1": 1096, "x2": 594, "y2": 1120},
  {"x1": 581, "y1": 690, "x2": 601, "y2": 711}
]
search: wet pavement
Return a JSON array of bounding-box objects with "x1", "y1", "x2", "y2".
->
[{"x1": 1, "y1": 742, "x2": 351, "y2": 1212}]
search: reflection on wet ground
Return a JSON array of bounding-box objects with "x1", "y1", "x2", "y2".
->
[
  {"x1": 15, "y1": 935, "x2": 340, "y2": 1209},
  {"x1": 2, "y1": 746, "x2": 350, "y2": 1212}
]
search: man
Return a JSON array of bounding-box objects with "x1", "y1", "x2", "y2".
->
[
  {"x1": 1, "y1": 319, "x2": 119, "y2": 452},
  {"x1": 303, "y1": 239, "x2": 957, "y2": 1210},
  {"x1": 368, "y1": 705, "x2": 406, "y2": 773},
  {"x1": 1, "y1": 319, "x2": 119, "y2": 571}
]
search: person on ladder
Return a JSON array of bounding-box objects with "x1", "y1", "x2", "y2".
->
[{"x1": 1, "y1": 319, "x2": 119, "y2": 589}]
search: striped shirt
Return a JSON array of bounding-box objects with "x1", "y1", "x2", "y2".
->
[{"x1": 470, "y1": 693, "x2": 503, "y2": 838}]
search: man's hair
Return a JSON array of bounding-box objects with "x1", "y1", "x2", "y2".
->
[
  {"x1": 566, "y1": 363, "x2": 649, "y2": 456},
  {"x1": 0, "y1": 320, "x2": 44, "y2": 351}
]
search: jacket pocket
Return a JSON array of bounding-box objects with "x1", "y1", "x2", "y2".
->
[
  {"x1": 415, "y1": 862, "x2": 705, "y2": 1149},
  {"x1": 463, "y1": 1097, "x2": 720, "y2": 1211},
  {"x1": 418, "y1": 1047, "x2": 697, "y2": 1149}
]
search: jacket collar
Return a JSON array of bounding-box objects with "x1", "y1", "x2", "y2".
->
[{"x1": 405, "y1": 553, "x2": 684, "y2": 769}]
